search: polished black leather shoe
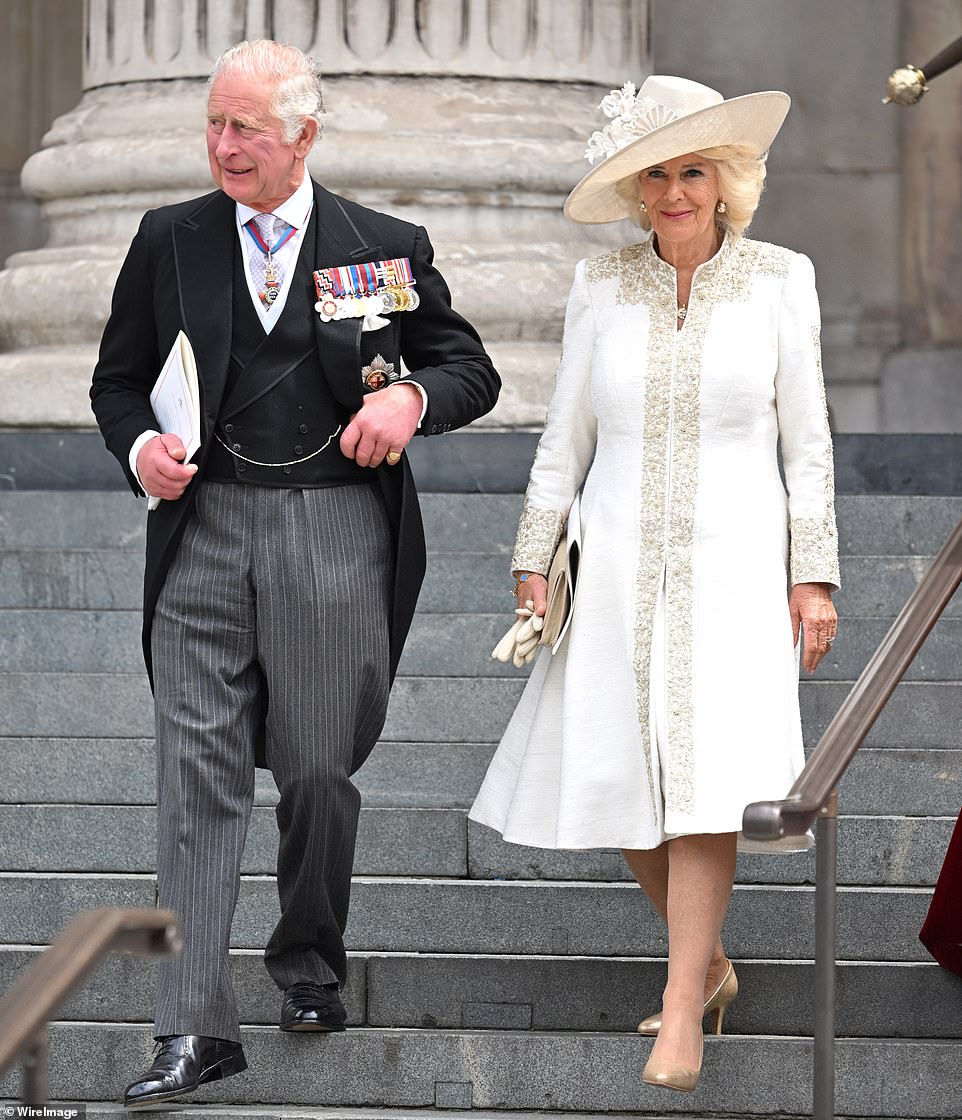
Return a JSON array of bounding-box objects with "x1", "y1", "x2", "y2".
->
[
  {"x1": 279, "y1": 980, "x2": 347, "y2": 1032},
  {"x1": 123, "y1": 1034, "x2": 247, "y2": 1108}
]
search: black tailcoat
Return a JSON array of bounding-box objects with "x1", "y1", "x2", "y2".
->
[{"x1": 91, "y1": 181, "x2": 500, "y2": 760}]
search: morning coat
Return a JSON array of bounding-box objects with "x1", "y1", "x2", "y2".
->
[{"x1": 90, "y1": 180, "x2": 500, "y2": 745}]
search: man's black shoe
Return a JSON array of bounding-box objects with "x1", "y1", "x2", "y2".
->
[
  {"x1": 279, "y1": 981, "x2": 347, "y2": 1032},
  {"x1": 123, "y1": 1034, "x2": 247, "y2": 1108}
]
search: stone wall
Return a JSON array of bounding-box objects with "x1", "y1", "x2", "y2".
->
[
  {"x1": 0, "y1": 0, "x2": 82, "y2": 257},
  {"x1": 654, "y1": 0, "x2": 902, "y2": 430},
  {"x1": 2, "y1": 0, "x2": 961, "y2": 432}
]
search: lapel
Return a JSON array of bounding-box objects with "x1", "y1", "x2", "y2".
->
[
  {"x1": 309, "y1": 181, "x2": 385, "y2": 414},
  {"x1": 171, "y1": 191, "x2": 236, "y2": 434}
]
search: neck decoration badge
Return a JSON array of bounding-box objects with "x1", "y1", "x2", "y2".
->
[
  {"x1": 313, "y1": 257, "x2": 419, "y2": 332},
  {"x1": 245, "y1": 215, "x2": 298, "y2": 308}
]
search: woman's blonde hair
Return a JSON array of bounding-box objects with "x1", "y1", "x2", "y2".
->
[{"x1": 614, "y1": 144, "x2": 768, "y2": 236}]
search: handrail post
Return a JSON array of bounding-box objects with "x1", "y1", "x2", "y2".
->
[
  {"x1": 813, "y1": 787, "x2": 838, "y2": 1120},
  {"x1": 22, "y1": 1027, "x2": 48, "y2": 1107}
]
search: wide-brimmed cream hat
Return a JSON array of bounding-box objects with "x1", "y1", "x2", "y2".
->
[{"x1": 564, "y1": 75, "x2": 790, "y2": 224}]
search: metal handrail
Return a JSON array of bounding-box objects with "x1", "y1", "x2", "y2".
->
[
  {"x1": 744, "y1": 514, "x2": 962, "y2": 840},
  {"x1": 0, "y1": 907, "x2": 179, "y2": 1104},
  {"x1": 743, "y1": 513, "x2": 962, "y2": 1120}
]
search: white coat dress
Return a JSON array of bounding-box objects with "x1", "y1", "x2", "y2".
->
[{"x1": 469, "y1": 232, "x2": 840, "y2": 852}]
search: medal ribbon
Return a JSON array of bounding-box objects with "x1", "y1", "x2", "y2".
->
[
  {"x1": 245, "y1": 204, "x2": 312, "y2": 308},
  {"x1": 315, "y1": 257, "x2": 417, "y2": 299},
  {"x1": 244, "y1": 217, "x2": 299, "y2": 257}
]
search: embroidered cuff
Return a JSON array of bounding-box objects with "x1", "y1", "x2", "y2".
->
[
  {"x1": 790, "y1": 516, "x2": 841, "y2": 590},
  {"x1": 511, "y1": 500, "x2": 566, "y2": 576}
]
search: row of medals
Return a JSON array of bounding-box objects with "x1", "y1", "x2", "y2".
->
[{"x1": 314, "y1": 285, "x2": 420, "y2": 323}]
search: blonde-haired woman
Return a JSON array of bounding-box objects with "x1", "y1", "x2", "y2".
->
[{"x1": 470, "y1": 76, "x2": 839, "y2": 1093}]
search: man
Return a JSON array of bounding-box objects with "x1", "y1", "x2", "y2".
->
[{"x1": 90, "y1": 40, "x2": 499, "y2": 1109}]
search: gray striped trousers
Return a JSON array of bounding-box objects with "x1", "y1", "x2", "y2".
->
[{"x1": 151, "y1": 481, "x2": 392, "y2": 1041}]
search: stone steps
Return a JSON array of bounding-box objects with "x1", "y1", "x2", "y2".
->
[
  {"x1": 0, "y1": 1025, "x2": 959, "y2": 1116},
  {"x1": 0, "y1": 737, "x2": 496, "y2": 809},
  {"x1": 0, "y1": 803, "x2": 953, "y2": 886},
  {"x1": 10, "y1": 1108, "x2": 900, "y2": 1120},
  {"x1": 4, "y1": 608, "x2": 962, "y2": 680},
  {"x1": 7, "y1": 1108, "x2": 838, "y2": 1120},
  {"x1": 4, "y1": 551, "x2": 962, "y2": 617},
  {"x1": 0, "y1": 874, "x2": 936, "y2": 962},
  {"x1": 1, "y1": 484, "x2": 960, "y2": 1118},
  {"x1": 2, "y1": 672, "x2": 961, "y2": 747},
  {"x1": 4, "y1": 491, "x2": 962, "y2": 550},
  {"x1": 1, "y1": 946, "x2": 959, "y2": 1039},
  {"x1": 2, "y1": 739, "x2": 959, "y2": 816}
]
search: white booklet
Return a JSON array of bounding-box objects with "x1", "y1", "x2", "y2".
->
[{"x1": 147, "y1": 330, "x2": 201, "y2": 510}]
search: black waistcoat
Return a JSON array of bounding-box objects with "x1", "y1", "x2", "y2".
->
[{"x1": 205, "y1": 222, "x2": 369, "y2": 488}]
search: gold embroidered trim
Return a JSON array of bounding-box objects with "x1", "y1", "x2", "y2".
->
[
  {"x1": 632, "y1": 252, "x2": 674, "y2": 819},
  {"x1": 790, "y1": 323, "x2": 840, "y2": 587},
  {"x1": 512, "y1": 500, "x2": 565, "y2": 575},
  {"x1": 790, "y1": 517, "x2": 840, "y2": 587}
]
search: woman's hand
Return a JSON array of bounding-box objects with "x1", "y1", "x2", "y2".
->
[
  {"x1": 790, "y1": 582, "x2": 838, "y2": 675},
  {"x1": 515, "y1": 572, "x2": 549, "y2": 616}
]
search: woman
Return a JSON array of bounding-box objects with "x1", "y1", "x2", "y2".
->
[{"x1": 469, "y1": 75, "x2": 840, "y2": 1093}]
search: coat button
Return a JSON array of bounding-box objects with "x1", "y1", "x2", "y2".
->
[
  {"x1": 232, "y1": 442, "x2": 242, "y2": 452},
  {"x1": 299, "y1": 424, "x2": 308, "y2": 434},
  {"x1": 237, "y1": 463, "x2": 247, "y2": 473},
  {"x1": 224, "y1": 423, "x2": 234, "y2": 433},
  {"x1": 294, "y1": 445, "x2": 304, "y2": 456}
]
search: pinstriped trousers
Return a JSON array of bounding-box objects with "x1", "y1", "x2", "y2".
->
[{"x1": 151, "y1": 481, "x2": 392, "y2": 1042}]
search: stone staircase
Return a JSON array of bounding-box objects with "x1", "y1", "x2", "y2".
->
[{"x1": 1, "y1": 478, "x2": 962, "y2": 1119}]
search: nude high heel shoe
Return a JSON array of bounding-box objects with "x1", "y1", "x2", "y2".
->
[
  {"x1": 642, "y1": 1033, "x2": 703, "y2": 1093},
  {"x1": 637, "y1": 960, "x2": 738, "y2": 1036}
]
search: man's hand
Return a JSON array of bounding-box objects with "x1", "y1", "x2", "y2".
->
[
  {"x1": 136, "y1": 433, "x2": 197, "y2": 500},
  {"x1": 340, "y1": 381, "x2": 422, "y2": 468},
  {"x1": 790, "y1": 581, "x2": 838, "y2": 675}
]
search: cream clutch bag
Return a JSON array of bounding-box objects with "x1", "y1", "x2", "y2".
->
[{"x1": 491, "y1": 494, "x2": 581, "y2": 666}]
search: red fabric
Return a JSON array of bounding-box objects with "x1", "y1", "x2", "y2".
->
[{"x1": 920, "y1": 806, "x2": 962, "y2": 977}]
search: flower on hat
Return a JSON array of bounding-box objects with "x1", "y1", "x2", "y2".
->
[
  {"x1": 585, "y1": 83, "x2": 681, "y2": 166},
  {"x1": 599, "y1": 81, "x2": 638, "y2": 119}
]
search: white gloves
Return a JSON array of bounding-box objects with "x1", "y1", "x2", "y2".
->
[{"x1": 491, "y1": 599, "x2": 543, "y2": 667}]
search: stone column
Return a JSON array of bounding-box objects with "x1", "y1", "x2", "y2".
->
[
  {"x1": 0, "y1": 0, "x2": 649, "y2": 427},
  {"x1": 0, "y1": 0, "x2": 82, "y2": 258},
  {"x1": 880, "y1": 0, "x2": 962, "y2": 431}
]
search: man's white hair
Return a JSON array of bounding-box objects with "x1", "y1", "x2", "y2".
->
[{"x1": 210, "y1": 39, "x2": 324, "y2": 145}]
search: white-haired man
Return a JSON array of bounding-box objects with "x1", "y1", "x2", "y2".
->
[{"x1": 91, "y1": 40, "x2": 499, "y2": 1108}]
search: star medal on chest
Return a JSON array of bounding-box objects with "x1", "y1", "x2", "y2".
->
[
  {"x1": 360, "y1": 354, "x2": 400, "y2": 391},
  {"x1": 313, "y1": 257, "x2": 419, "y2": 333}
]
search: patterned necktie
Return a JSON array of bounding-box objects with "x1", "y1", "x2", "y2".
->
[{"x1": 247, "y1": 212, "x2": 291, "y2": 309}]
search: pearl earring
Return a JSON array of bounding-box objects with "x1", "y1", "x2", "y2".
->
[
  {"x1": 639, "y1": 201, "x2": 647, "y2": 213},
  {"x1": 716, "y1": 200, "x2": 727, "y2": 214}
]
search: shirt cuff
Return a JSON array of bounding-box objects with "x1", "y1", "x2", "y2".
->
[
  {"x1": 129, "y1": 430, "x2": 161, "y2": 497},
  {"x1": 401, "y1": 379, "x2": 428, "y2": 428}
]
